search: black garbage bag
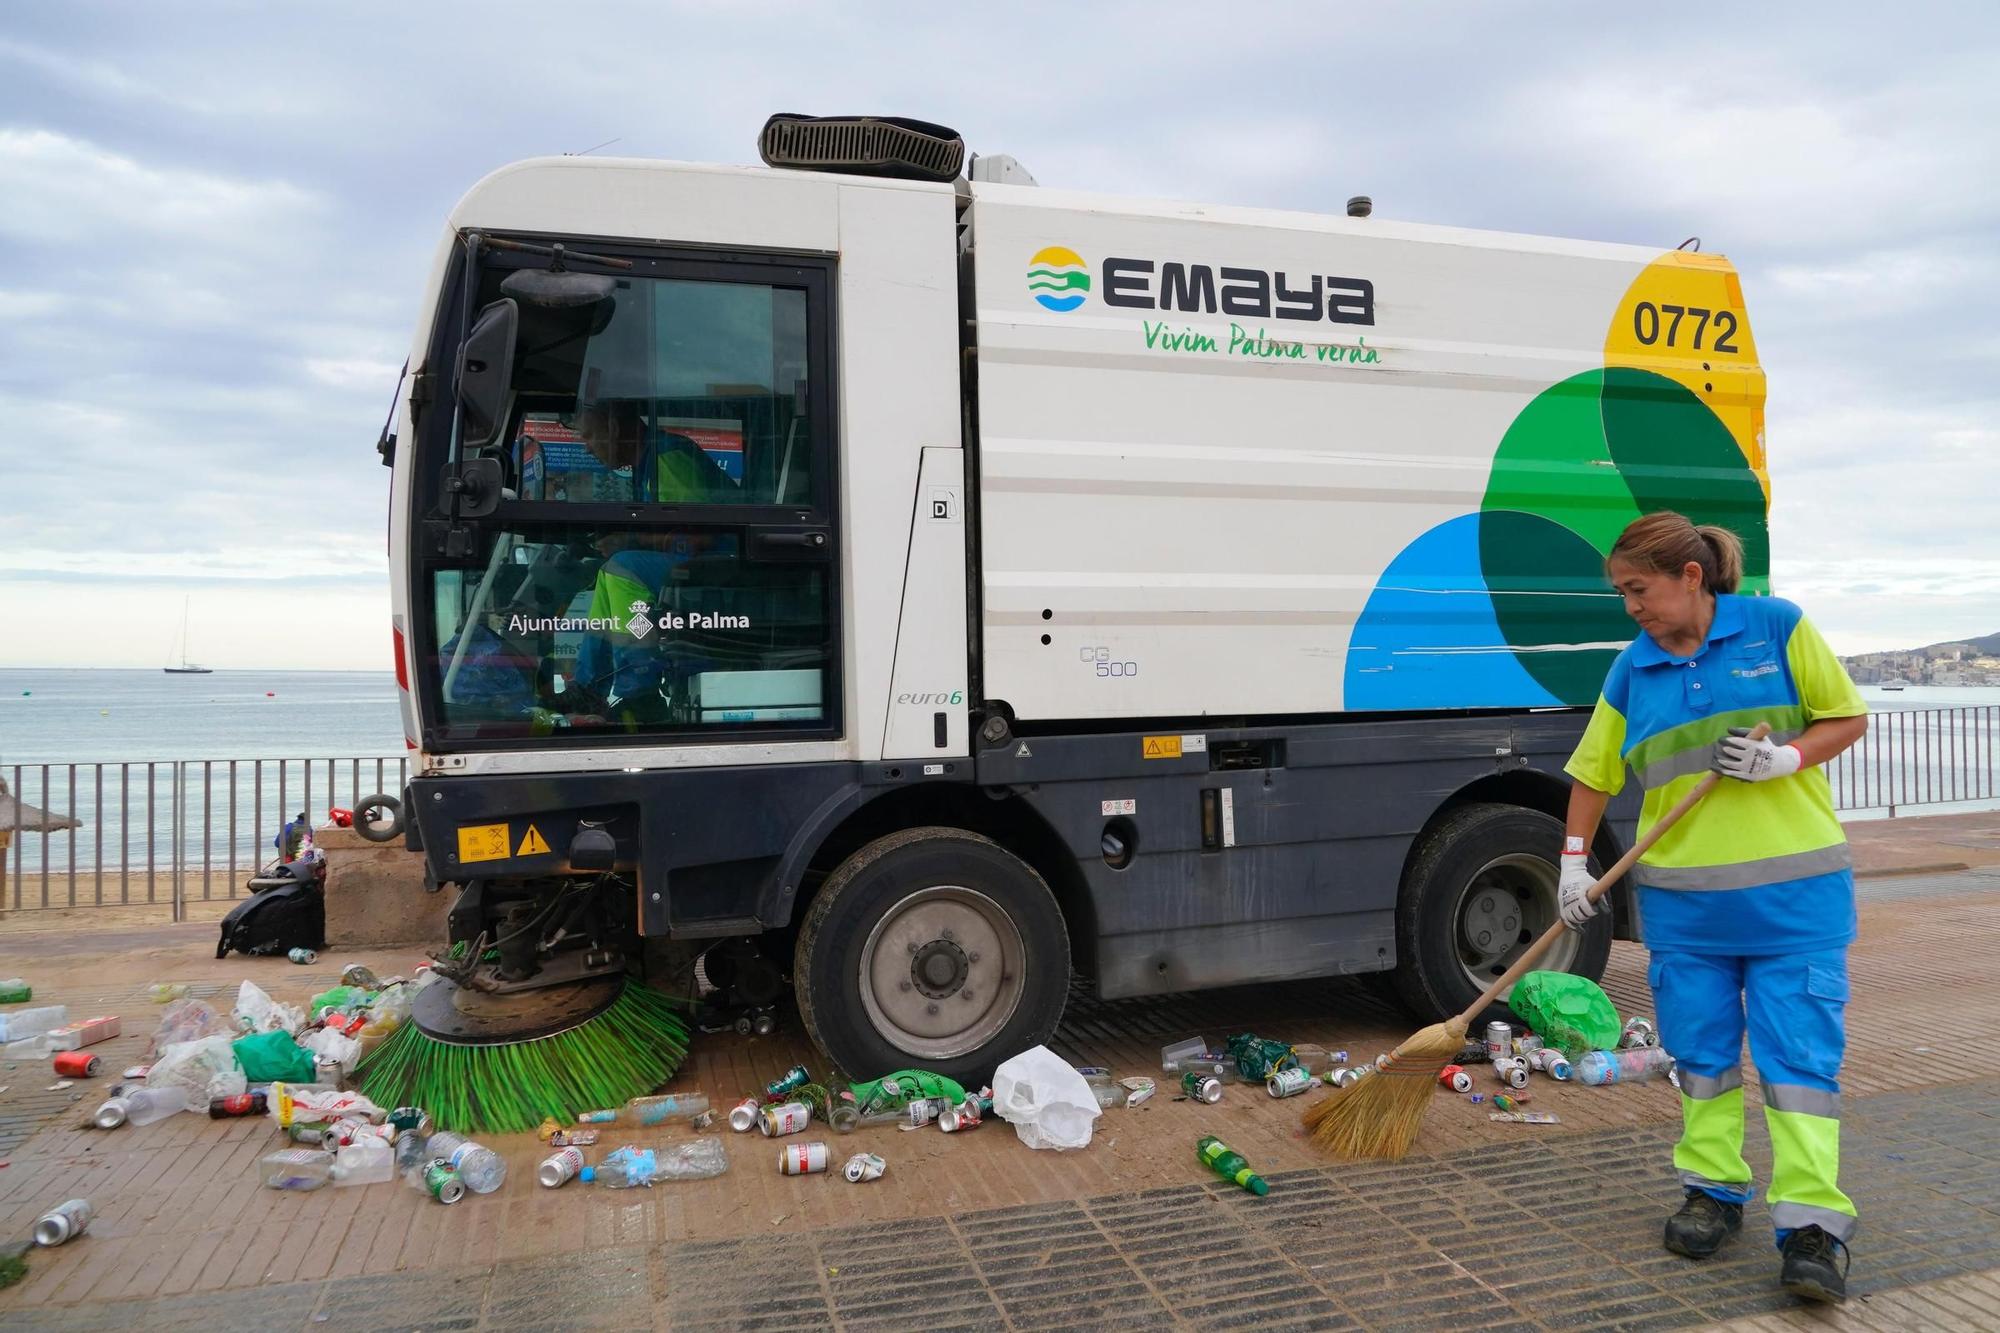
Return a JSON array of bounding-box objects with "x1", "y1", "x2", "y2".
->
[{"x1": 217, "y1": 861, "x2": 325, "y2": 959}]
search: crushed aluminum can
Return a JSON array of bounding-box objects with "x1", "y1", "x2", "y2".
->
[
  {"x1": 690, "y1": 1109, "x2": 717, "y2": 1131},
  {"x1": 423, "y1": 1159, "x2": 466, "y2": 1204},
  {"x1": 1266, "y1": 1067, "x2": 1316, "y2": 1099},
  {"x1": 538, "y1": 1146, "x2": 584, "y2": 1188},
  {"x1": 1512, "y1": 1033, "x2": 1544, "y2": 1057},
  {"x1": 321, "y1": 1118, "x2": 396, "y2": 1150},
  {"x1": 906, "y1": 1097, "x2": 942, "y2": 1128},
  {"x1": 1621, "y1": 1018, "x2": 1659, "y2": 1050},
  {"x1": 1492, "y1": 1056, "x2": 1530, "y2": 1089},
  {"x1": 1120, "y1": 1076, "x2": 1156, "y2": 1108},
  {"x1": 1484, "y1": 1020, "x2": 1513, "y2": 1064},
  {"x1": 1325, "y1": 1066, "x2": 1364, "y2": 1089},
  {"x1": 549, "y1": 1129, "x2": 599, "y2": 1148},
  {"x1": 764, "y1": 1064, "x2": 811, "y2": 1099},
  {"x1": 842, "y1": 1152, "x2": 887, "y2": 1183},
  {"x1": 340, "y1": 964, "x2": 382, "y2": 989},
  {"x1": 1181, "y1": 1071, "x2": 1223, "y2": 1103},
  {"x1": 938, "y1": 1100, "x2": 981, "y2": 1132},
  {"x1": 759, "y1": 1101, "x2": 812, "y2": 1137},
  {"x1": 779, "y1": 1141, "x2": 828, "y2": 1175},
  {"x1": 1438, "y1": 1064, "x2": 1474, "y2": 1094},
  {"x1": 729, "y1": 1097, "x2": 762, "y2": 1133},
  {"x1": 388, "y1": 1107, "x2": 433, "y2": 1137}
]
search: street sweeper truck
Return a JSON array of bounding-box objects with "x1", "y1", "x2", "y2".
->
[{"x1": 379, "y1": 115, "x2": 1770, "y2": 1085}]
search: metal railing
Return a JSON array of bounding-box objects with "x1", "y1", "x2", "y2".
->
[
  {"x1": 3, "y1": 757, "x2": 409, "y2": 917},
  {"x1": 1826, "y1": 705, "x2": 2000, "y2": 815}
]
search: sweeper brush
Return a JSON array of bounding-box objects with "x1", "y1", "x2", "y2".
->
[{"x1": 357, "y1": 975, "x2": 689, "y2": 1134}]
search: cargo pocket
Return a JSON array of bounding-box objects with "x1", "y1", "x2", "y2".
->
[{"x1": 1749, "y1": 955, "x2": 1848, "y2": 1084}]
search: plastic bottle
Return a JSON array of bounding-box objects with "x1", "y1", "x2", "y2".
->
[
  {"x1": 585, "y1": 1146, "x2": 657, "y2": 1188},
  {"x1": 260, "y1": 1148, "x2": 335, "y2": 1191},
  {"x1": 627, "y1": 1092, "x2": 711, "y2": 1126},
  {"x1": 395, "y1": 1131, "x2": 432, "y2": 1179},
  {"x1": 1196, "y1": 1135, "x2": 1269, "y2": 1196},
  {"x1": 655, "y1": 1138, "x2": 729, "y2": 1179},
  {"x1": 123, "y1": 1085, "x2": 190, "y2": 1126},
  {"x1": 0, "y1": 978, "x2": 31, "y2": 1004},
  {"x1": 426, "y1": 1131, "x2": 508, "y2": 1193},
  {"x1": 331, "y1": 1136, "x2": 396, "y2": 1186},
  {"x1": 148, "y1": 982, "x2": 190, "y2": 1003},
  {"x1": 0, "y1": 1004, "x2": 66, "y2": 1043},
  {"x1": 1575, "y1": 1047, "x2": 1676, "y2": 1086}
]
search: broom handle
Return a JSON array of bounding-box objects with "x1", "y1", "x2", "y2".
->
[{"x1": 1450, "y1": 721, "x2": 1771, "y2": 1028}]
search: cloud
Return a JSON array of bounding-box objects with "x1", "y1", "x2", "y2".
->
[{"x1": 0, "y1": 128, "x2": 319, "y2": 245}]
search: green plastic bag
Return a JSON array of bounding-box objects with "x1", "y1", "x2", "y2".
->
[
  {"x1": 1226, "y1": 1033, "x2": 1298, "y2": 1081},
  {"x1": 309, "y1": 986, "x2": 373, "y2": 1018},
  {"x1": 1509, "y1": 971, "x2": 1621, "y2": 1058},
  {"x1": 234, "y1": 1029, "x2": 315, "y2": 1083}
]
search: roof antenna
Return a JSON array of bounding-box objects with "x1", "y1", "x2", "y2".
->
[
  {"x1": 567, "y1": 137, "x2": 622, "y2": 157},
  {"x1": 1677, "y1": 236, "x2": 1702, "y2": 251}
]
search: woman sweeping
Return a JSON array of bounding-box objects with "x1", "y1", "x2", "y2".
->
[{"x1": 1559, "y1": 511, "x2": 1868, "y2": 1304}]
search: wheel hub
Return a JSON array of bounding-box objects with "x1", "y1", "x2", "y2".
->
[
  {"x1": 1451, "y1": 852, "x2": 1580, "y2": 992},
  {"x1": 911, "y1": 939, "x2": 969, "y2": 998},
  {"x1": 1460, "y1": 888, "x2": 1524, "y2": 959}
]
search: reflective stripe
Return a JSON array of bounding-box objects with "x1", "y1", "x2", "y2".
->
[
  {"x1": 1635, "y1": 730, "x2": 1802, "y2": 791},
  {"x1": 1678, "y1": 1169, "x2": 1754, "y2": 1203},
  {"x1": 1763, "y1": 1082, "x2": 1841, "y2": 1118},
  {"x1": 1635, "y1": 844, "x2": 1853, "y2": 891},
  {"x1": 1678, "y1": 1068, "x2": 1743, "y2": 1101},
  {"x1": 1770, "y1": 1201, "x2": 1858, "y2": 1242}
]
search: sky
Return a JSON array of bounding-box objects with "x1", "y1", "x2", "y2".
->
[{"x1": 0, "y1": 2, "x2": 1995, "y2": 669}]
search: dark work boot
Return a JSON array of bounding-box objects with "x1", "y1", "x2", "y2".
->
[
  {"x1": 1779, "y1": 1225, "x2": 1850, "y2": 1303},
  {"x1": 1664, "y1": 1188, "x2": 1743, "y2": 1258}
]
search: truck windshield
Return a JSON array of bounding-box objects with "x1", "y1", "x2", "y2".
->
[{"x1": 417, "y1": 254, "x2": 836, "y2": 746}]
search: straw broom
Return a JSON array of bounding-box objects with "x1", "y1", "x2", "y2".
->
[{"x1": 1304, "y1": 723, "x2": 1768, "y2": 1159}]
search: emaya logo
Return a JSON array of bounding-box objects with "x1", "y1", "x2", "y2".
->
[{"x1": 1027, "y1": 247, "x2": 1090, "y2": 312}]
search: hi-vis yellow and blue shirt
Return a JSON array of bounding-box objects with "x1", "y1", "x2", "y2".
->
[{"x1": 1565, "y1": 595, "x2": 1867, "y2": 956}]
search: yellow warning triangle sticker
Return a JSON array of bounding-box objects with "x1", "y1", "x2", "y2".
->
[{"x1": 516, "y1": 825, "x2": 551, "y2": 857}]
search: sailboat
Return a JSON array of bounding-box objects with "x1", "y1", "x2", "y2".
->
[{"x1": 164, "y1": 597, "x2": 214, "y2": 674}]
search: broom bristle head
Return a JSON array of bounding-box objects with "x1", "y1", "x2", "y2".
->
[
  {"x1": 357, "y1": 981, "x2": 690, "y2": 1134},
  {"x1": 1302, "y1": 1018, "x2": 1468, "y2": 1160}
]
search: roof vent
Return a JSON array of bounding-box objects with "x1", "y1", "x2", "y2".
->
[{"x1": 759, "y1": 114, "x2": 965, "y2": 182}]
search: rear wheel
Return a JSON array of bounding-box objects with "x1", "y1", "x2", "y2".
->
[
  {"x1": 1392, "y1": 802, "x2": 1612, "y2": 1026},
  {"x1": 794, "y1": 827, "x2": 1069, "y2": 1083}
]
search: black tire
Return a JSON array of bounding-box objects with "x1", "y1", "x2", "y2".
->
[
  {"x1": 794, "y1": 826, "x2": 1069, "y2": 1084},
  {"x1": 1392, "y1": 802, "x2": 1613, "y2": 1026},
  {"x1": 353, "y1": 794, "x2": 404, "y2": 843}
]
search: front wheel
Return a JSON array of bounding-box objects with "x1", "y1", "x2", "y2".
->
[
  {"x1": 1392, "y1": 802, "x2": 1612, "y2": 1026},
  {"x1": 794, "y1": 827, "x2": 1069, "y2": 1083}
]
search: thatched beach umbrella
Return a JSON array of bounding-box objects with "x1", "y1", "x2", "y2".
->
[{"x1": 0, "y1": 776, "x2": 82, "y2": 905}]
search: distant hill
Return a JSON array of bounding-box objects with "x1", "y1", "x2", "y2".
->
[{"x1": 1900, "y1": 630, "x2": 2000, "y2": 656}]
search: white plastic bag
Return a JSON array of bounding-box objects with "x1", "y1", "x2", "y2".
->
[
  {"x1": 299, "y1": 1028, "x2": 362, "y2": 1066},
  {"x1": 370, "y1": 983, "x2": 412, "y2": 1027},
  {"x1": 149, "y1": 1034, "x2": 247, "y2": 1106},
  {"x1": 992, "y1": 1045, "x2": 1101, "y2": 1151},
  {"x1": 330, "y1": 1134, "x2": 395, "y2": 1186},
  {"x1": 233, "y1": 980, "x2": 305, "y2": 1035}
]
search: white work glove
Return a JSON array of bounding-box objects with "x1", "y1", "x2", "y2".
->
[
  {"x1": 1558, "y1": 849, "x2": 1601, "y2": 930},
  {"x1": 1710, "y1": 727, "x2": 1802, "y2": 782}
]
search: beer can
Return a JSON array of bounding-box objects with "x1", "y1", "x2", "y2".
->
[
  {"x1": 1492, "y1": 1056, "x2": 1530, "y2": 1089},
  {"x1": 1438, "y1": 1064, "x2": 1473, "y2": 1094},
  {"x1": 938, "y1": 1101, "x2": 982, "y2": 1131},
  {"x1": 549, "y1": 1129, "x2": 598, "y2": 1147},
  {"x1": 538, "y1": 1146, "x2": 584, "y2": 1188},
  {"x1": 92, "y1": 1097, "x2": 129, "y2": 1129},
  {"x1": 32, "y1": 1198, "x2": 92, "y2": 1247},
  {"x1": 288, "y1": 947, "x2": 318, "y2": 965},
  {"x1": 1266, "y1": 1067, "x2": 1316, "y2": 1099},
  {"x1": 779, "y1": 1141, "x2": 828, "y2": 1175},
  {"x1": 1181, "y1": 1071, "x2": 1223, "y2": 1104},
  {"x1": 729, "y1": 1097, "x2": 762, "y2": 1133},
  {"x1": 764, "y1": 1064, "x2": 811, "y2": 1099},
  {"x1": 1326, "y1": 1066, "x2": 1363, "y2": 1089},
  {"x1": 577, "y1": 1109, "x2": 618, "y2": 1124},
  {"x1": 759, "y1": 1101, "x2": 812, "y2": 1137},
  {"x1": 423, "y1": 1159, "x2": 466, "y2": 1204},
  {"x1": 388, "y1": 1107, "x2": 433, "y2": 1137},
  {"x1": 842, "y1": 1152, "x2": 886, "y2": 1183},
  {"x1": 52, "y1": 1051, "x2": 101, "y2": 1078},
  {"x1": 1484, "y1": 1020, "x2": 1513, "y2": 1064},
  {"x1": 905, "y1": 1097, "x2": 942, "y2": 1128},
  {"x1": 288, "y1": 1121, "x2": 332, "y2": 1144},
  {"x1": 1512, "y1": 1033, "x2": 1544, "y2": 1057},
  {"x1": 1620, "y1": 1018, "x2": 1658, "y2": 1049}
]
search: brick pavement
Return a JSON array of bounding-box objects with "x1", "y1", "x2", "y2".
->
[{"x1": 1, "y1": 863, "x2": 1997, "y2": 1328}]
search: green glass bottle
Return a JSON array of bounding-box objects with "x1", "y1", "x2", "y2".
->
[{"x1": 1196, "y1": 1134, "x2": 1270, "y2": 1196}]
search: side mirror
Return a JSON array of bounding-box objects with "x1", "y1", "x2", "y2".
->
[
  {"x1": 441, "y1": 456, "x2": 504, "y2": 520},
  {"x1": 455, "y1": 298, "x2": 518, "y2": 450}
]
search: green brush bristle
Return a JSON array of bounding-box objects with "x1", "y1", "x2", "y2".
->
[{"x1": 356, "y1": 982, "x2": 691, "y2": 1134}]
